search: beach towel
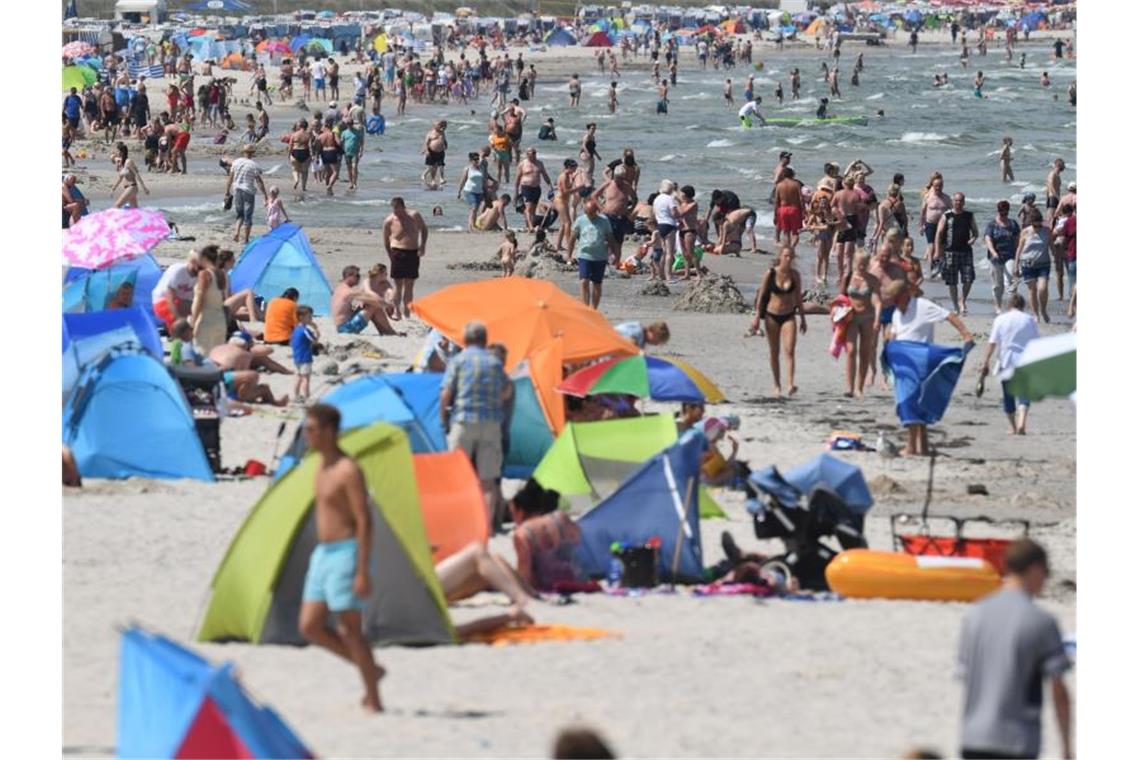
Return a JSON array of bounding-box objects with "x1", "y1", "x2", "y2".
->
[
  {"x1": 465, "y1": 624, "x2": 621, "y2": 647},
  {"x1": 691, "y1": 583, "x2": 774, "y2": 597},
  {"x1": 829, "y1": 295, "x2": 853, "y2": 358},
  {"x1": 883, "y1": 340, "x2": 973, "y2": 426}
]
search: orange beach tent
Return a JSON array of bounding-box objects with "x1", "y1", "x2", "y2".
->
[{"x1": 414, "y1": 451, "x2": 488, "y2": 563}]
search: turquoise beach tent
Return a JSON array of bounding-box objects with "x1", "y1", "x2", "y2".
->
[
  {"x1": 63, "y1": 306, "x2": 162, "y2": 395},
  {"x1": 63, "y1": 350, "x2": 214, "y2": 482},
  {"x1": 63, "y1": 254, "x2": 163, "y2": 317},
  {"x1": 505, "y1": 370, "x2": 556, "y2": 479},
  {"x1": 230, "y1": 224, "x2": 332, "y2": 316},
  {"x1": 574, "y1": 434, "x2": 706, "y2": 582},
  {"x1": 117, "y1": 626, "x2": 311, "y2": 759}
]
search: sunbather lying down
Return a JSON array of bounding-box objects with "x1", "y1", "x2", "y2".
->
[{"x1": 435, "y1": 479, "x2": 585, "y2": 637}]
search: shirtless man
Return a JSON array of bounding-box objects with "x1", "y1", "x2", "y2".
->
[
  {"x1": 999, "y1": 137, "x2": 1014, "y2": 183},
  {"x1": 831, "y1": 175, "x2": 865, "y2": 285},
  {"x1": 1044, "y1": 158, "x2": 1065, "y2": 226},
  {"x1": 317, "y1": 119, "x2": 342, "y2": 196},
  {"x1": 333, "y1": 265, "x2": 397, "y2": 335},
  {"x1": 297, "y1": 404, "x2": 386, "y2": 713},
  {"x1": 367, "y1": 263, "x2": 398, "y2": 323},
  {"x1": 476, "y1": 194, "x2": 513, "y2": 232},
  {"x1": 288, "y1": 120, "x2": 313, "y2": 200},
  {"x1": 714, "y1": 207, "x2": 757, "y2": 258},
  {"x1": 382, "y1": 197, "x2": 428, "y2": 317},
  {"x1": 568, "y1": 73, "x2": 581, "y2": 107},
  {"x1": 774, "y1": 169, "x2": 805, "y2": 249},
  {"x1": 554, "y1": 160, "x2": 577, "y2": 252},
  {"x1": 208, "y1": 337, "x2": 291, "y2": 406},
  {"x1": 421, "y1": 121, "x2": 448, "y2": 190},
  {"x1": 502, "y1": 100, "x2": 526, "y2": 163},
  {"x1": 592, "y1": 167, "x2": 635, "y2": 261},
  {"x1": 918, "y1": 174, "x2": 951, "y2": 261},
  {"x1": 791, "y1": 68, "x2": 801, "y2": 100},
  {"x1": 514, "y1": 148, "x2": 552, "y2": 233}
]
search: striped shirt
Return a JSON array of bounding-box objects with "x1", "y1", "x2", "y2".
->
[
  {"x1": 442, "y1": 346, "x2": 507, "y2": 424},
  {"x1": 229, "y1": 157, "x2": 262, "y2": 194}
]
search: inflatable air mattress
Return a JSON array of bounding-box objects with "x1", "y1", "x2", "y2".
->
[{"x1": 825, "y1": 549, "x2": 1001, "y2": 602}]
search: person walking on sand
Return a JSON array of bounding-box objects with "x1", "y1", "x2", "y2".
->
[
  {"x1": 749, "y1": 246, "x2": 807, "y2": 398},
  {"x1": 933, "y1": 192, "x2": 979, "y2": 314},
  {"x1": 978, "y1": 294, "x2": 1038, "y2": 435},
  {"x1": 957, "y1": 539, "x2": 1072, "y2": 760},
  {"x1": 298, "y1": 404, "x2": 386, "y2": 713},
  {"x1": 774, "y1": 168, "x2": 805, "y2": 250},
  {"x1": 224, "y1": 144, "x2": 269, "y2": 244},
  {"x1": 569, "y1": 199, "x2": 618, "y2": 309},
  {"x1": 1014, "y1": 208, "x2": 1054, "y2": 324},
  {"x1": 984, "y1": 200, "x2": 1021, "y2": 315},
  {"x1": 382, "y1": 197, "x2": 428, "y2": 318}
]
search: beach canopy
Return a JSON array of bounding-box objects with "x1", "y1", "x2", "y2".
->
[
  {"x1": 62, "y1": 208, "x2": 171, "y2": 270},
  {"x1": 411, "y1": 278, "x2": 637, "y2": 373},
  {"x1": 414, "y1": 450, "x2": 489, "y2": 564},
  {"x1": 883, "y1": 340, "x2": 973, "y2": 426},
  {"x1": 575, "y1": 434, "x2": 706, "y2": 582},
  {"x1": 118, "y1": 626, "x2": 311, "y2": 760},
  {"x1": 63, "y1": 306, "x2": 162, "y2": 395},
  {"x1": 544, "y1": 28, "x2": 576, "y2": 46},
  {"x1": 751, "y1": 453, "x2": 874, "y2": 515},
  {"x1": 1005, "y1": 332, "x2": 1076, "y2": 401},
  {"x1": 63, "y1": 253, "x2": 163, "y2": 318},
  {"x1": 532, "y1": 415, "x2": 725, "y2": 518},
  {"x1": 63, "y1": 350, "x2": 214, "y2": 482},
  {"x1": 584, "y1": 31, "x2": 614, "y2": 47},
  {"x1": 557, "y1": 354, "x2": 723, "y2": 404},
  {"x1": 230, "y1": 224, "x2": 332, "y2": 316},
  {"x1": 198, "y1": 423, "x2": 454, "y2": 646}
]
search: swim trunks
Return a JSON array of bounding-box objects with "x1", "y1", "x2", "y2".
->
[
  {"x1": 389, "y1": 247, "x2": 421, "y2": 280},
  {"x1": 520, "y1": 185, "x2": 541, "y2": 204},
  {"x1": 578, "y1": 258, "x2": 607, "y2": 284},
  {"x1": 837, "y1": 214, "x2": 858, "y2": 244},
  {"x1": 941, "y1": 248, "x2": 976, "y2": 287},
  {"x1": 776, "y1": 206, "x2": 804, "y2": 233},
  {"x1": 425, "y1": 149, "x2": 445, "y2": 167},
  {"x1": 302, "y1": 539, "x2": 365, "y2": 612},
  {"x1": 337, "y1": 309, "x2": 369, "y2": 334}
]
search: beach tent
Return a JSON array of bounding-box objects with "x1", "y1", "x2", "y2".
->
[
  {"x1": 751, "y1": 453, "x2": 874, "y2": 514},
  {"x1": 289, "y1": 35, "x2": 311, "y2": 53},
  {"x1": 504, "y1": 367, "x2": 556, "y2": 478},
  {"x1": 1019, "y1": 11, "x2": 1047, "y2": 31},
  {"x1": 305, "y1": 38, "x2": 334, "y2": 55},
  {"x1": 63, "y1": 306, "x2": 163, "y2": 395},
  {"x1": 372, "y1": 33, "x2": 389, "y2": 53},
  {"x1": 117, "y1": 626, "x2": 311, "y2": 760},
  {"x1": 532, "y1": 415, "x2": 725, "y2": 518},
  {"x1": 230, "y1": 224, "x2": 332, "y2": 316},
  {"x1": 63, "y1": 253, "x2": 163, "y2": 317},
  {"x1": 544, "y1": 27, "x2": 576, "y2": 46},
  {"x1": 414, "y1": 450, "x2": 489, "y2": 564},
  {"x1": 62, "y1": 64, "x2": 94, "y2": 91},
  {"x1": 319, "y1": 372, "x2": 446, "y2": 453},
  {"x1": 198, "y1": 423, "x2": 454, "y2": 646},
  {"x1": 721, "y1": 19, "x2": 746, "y2": 34},
  {"x1": 584, "y1": 31, "x2": 613, "y2": 47},
  {"x1": 575, "y1": 434, "x2": 706, "y2": 582},
  {"x1": 63, "y1": 350, "x2": 214, "y2": 482},
  {"x1": 805, "y1": 17, "x2": 830, "y2": 36}
]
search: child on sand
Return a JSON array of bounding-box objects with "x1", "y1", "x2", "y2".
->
[
  {"x1": 499, "y1": 231, "x2": 518, "y2": 276},
  {"x1": 367, "y1": 263, "x2": 399, "y2": 322},
  {"x1": 266, "y1": 186, "x2": 289, "y2": 230},
  {"x1": 900, "y1": 237, "x2": 924, "y2": 287},
  {"x1": 290, "y1": 306, "x2": 320, "y2": 404},
  {"x1": 528, "y1": 228, "x2": 557, "y2": 258},
  {"x1": 169, "y1": 319, "x2": 206, "y2": 366}
]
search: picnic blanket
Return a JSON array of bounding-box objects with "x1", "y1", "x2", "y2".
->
[{"x1": 465, "y1": 624, "x2": 622, "y2": 647}]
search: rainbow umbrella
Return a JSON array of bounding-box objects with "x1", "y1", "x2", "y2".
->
[
  {"x1": 558, "y1": 355, "x2": 725, "y2": 403},
  {"x1": 62, "y1": 208, "x2": 171, "y2": 270}
]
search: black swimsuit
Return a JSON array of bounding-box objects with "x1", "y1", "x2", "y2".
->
[{"x1": 764, "y1": 269, "x2": 798, "y2": 325}]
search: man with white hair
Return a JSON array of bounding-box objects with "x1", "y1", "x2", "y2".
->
[
  {"x1": 653, "y1": 179, "x2": 682, "y2": 275},
  {"x1": 440, "y1": 321, "x2": 512, "y2": 527}
]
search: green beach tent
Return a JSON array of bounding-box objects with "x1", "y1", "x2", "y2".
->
[
  {"x1": 198, "y1": 423, "x2": 455, "y2": 647},
  {"x1": 532, "y1": 415, "x2": 726, "y2": 518}
]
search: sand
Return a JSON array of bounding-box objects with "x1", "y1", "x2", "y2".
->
[{"x1": 63, "y1": 34, "x2": 1075, "y2": 759}]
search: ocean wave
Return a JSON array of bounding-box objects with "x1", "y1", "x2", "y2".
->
[
  {"x1": 899, "y1": 131, "x2": 951, "y2": 143},
  {"x1": 785, "y1": 135, "x2": 811, "y2": 145},
  {"x1": 706, "y1": 139, "x2": 735, "y2": 148},
  {"x1": 865, "y1": 92, "x2": 885, "y2": 100}
]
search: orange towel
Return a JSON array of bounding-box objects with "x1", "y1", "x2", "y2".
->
[{"x1": 465, "y1": 624, "x2": 622, "y2": 647}]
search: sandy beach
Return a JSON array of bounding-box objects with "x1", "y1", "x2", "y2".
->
[{"x1": 63, "y1": 31, "x2": 1076, "y2": 759}]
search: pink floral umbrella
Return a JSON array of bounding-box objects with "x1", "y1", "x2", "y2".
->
[
  {"x1": 62, "y1": 41, "x2": 95, "y2": 59},
  {"x1": 62, "y1": 208, "x2": 172, "y2": 270}
]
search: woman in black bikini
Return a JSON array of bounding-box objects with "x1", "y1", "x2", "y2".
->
[
  {"x1": 840, "y1": 252, "x2": 882, "y2": 399},
  {"x1": 288, "y1": 119, "x2": 312, "y2": 199},
  {"x1": 750, "y1": 247, "x2": 807, "y2": 398}
]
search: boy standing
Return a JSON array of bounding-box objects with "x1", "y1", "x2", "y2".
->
[
  {"x1": 291, "y1": 306, "x2": 320, "y2": 404},
  {"x1": 297, "y1": 404, "x2": 386, "y2": 712}
]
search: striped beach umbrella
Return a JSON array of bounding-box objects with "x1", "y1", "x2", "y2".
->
[
  {"x1": 558, "y1": 355, "x2": 725, "y2": 403},
  {"x1": 1005, "y1": 332, "x2": 1076, "y2": 401}
]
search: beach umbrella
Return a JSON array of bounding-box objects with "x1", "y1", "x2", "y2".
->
[
  {"x1": 62, "y1": 208, "x2": 171, "y2": 270},
  {"x1": 372, "y1": 33, "x2": 389, "y2": 53},
  {"x1": 62, "y1": 65, "x2": 87, "y2": 92},
  {"x1": 1004, "y1": 332, "x2": 1076, "y2": 402},
  {"x1": 557, "y1": 354, "x2": 724, "y2": 404},
  {"x1": 410, "y1": 279, "x2": 637, "y2": 373},
  {"x1": 63, "y1": 41, "x2": 94, "y2": 59},
  {"x1": 317, "y1": 9, "x2": 335, "y2": 18}
]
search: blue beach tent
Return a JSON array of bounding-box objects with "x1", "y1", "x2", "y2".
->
[
  {"x1": 751, "y1": 453, "x2": 874, "y2": 514},
  {"x1": 504, "y1": 372, "x2": 555, "y2": 479},
  {"x1": 544, "y1": 28, "x2": 577, "y2": 46},
  {"x1": 63, "y1": 254, "x2": 163, "y2": 317},
  {"x1": 117, "y1": 626, "x2": 311, "y2": 759},
  {"x1": 63, "y1": 306, "x2": 163, "y2": 395},
  {"x1": 575, "y1": 434, "x2": 706, "y2": 582},
  {"x1": 320, "y1": 372, "x2": 446, "y2": 452},
  {"x1": 63, "y1": 350, "x2": 214, "y2": 482},
  {"x1": 230, "y1": 224, "x2": 332, "y2": 316}
]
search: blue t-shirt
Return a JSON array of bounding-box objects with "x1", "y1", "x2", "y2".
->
[
  {"x1": 572, "y1": 213, "x2": 614, "y2": 262},
  {"x1": 64, "y1": 94, "x2": 82, "y2": 118},
  {"x1": 290, "y1": 323, "x2": 316, "y2": 364},
  {"x1": 984, "y1": 218, "x2": 1021, "y2": 261}
]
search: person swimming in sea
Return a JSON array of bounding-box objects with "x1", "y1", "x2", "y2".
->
[
  {"x1": 973, "y1": 71, "x2": 985, "y2": 98},
  {"x1": 816, "y1": 97, "x2": 830, "y2": 120}
]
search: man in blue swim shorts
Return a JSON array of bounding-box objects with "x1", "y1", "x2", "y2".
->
[
  {"x1": 298, "y1": 404, "x2": 386, "y2": 712},
  {"x1": 569, "y1": 199, "x2": 617, "y2": 309},
  {"x1": 331, "y1": 265, "x2": 398, "y2": 335}
]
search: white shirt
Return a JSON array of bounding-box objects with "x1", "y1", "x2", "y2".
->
[
  {"x1": 311, "y1": 60, "x2": 325, "y2": 79},
  {"x1": 152, "y1": 263, "x2": 196, "y2": 304},
  {"x1": 738, "y1": 101, "x2": 761, "y2": 119},
  {"x1": 652, "y1": 193, "x2": 680, "y2": 227},
  {"x1": 892, "y1": 297, "x2": 950, "y2": 343},
  {"x1": 988, "y1": 309, "x2": 1039, "y2": 376}
]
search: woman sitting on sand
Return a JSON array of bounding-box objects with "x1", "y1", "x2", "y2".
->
[
  {"x1": 215, "y1": 249, "x2": 263, "y2": 326},
  {"x1": 840, "y1": 252, "x2": 882, "y2": 399},
  {"x1": 749, "y1": 246, "x2": 807, "y2": 398}
]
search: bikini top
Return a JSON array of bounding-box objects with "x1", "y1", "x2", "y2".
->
[
  {"x1": 848, "y1": 283, "x2": 873, "y2": 299},
  {"x1": 767, "y1": 269, "x2": 795, "y2": 296}
]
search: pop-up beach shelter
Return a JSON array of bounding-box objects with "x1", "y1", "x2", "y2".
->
[
  {"x1": 319, "y1": 372, "x2": 446, "y2": 453},
  {"x1": 117, "y1": 626, "x2": 311, "y2": 759},
  {"x1": 414, "y1": 450, "x2": 489, "y2": 564},
  {"x1": 504, "y1": 368, "x2": 556, "y2": 478},
  {"x1": 584, "y1": 30, "x2": 613, "y2": 47},
  {"x1": 230, "y1": 224, "x2": 333, "y2": 316},
  {"x1": 575, "y1": 434, "x2": 706, "y2": 581},
  {"x1": 532, "y1": 415, "x2": 725, "y2": 518},
  {"x1": 544, "y1": 27, "x2": 576, "y2": 46},
  {"x1": 63, "y1": 254, "x2": 163, "y2": 317},
  {"x1": 63, "y1": 306, "x2": 163, "y2": 395},
  {"x1": 63, "y1": 350, "x2": 214, "y2": 482},
  {"x1": 198, "y1": 423, "x2": 454, "y2": 646}
]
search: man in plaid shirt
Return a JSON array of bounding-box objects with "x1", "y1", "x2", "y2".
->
[{"x1": 440, "y1": 321, "x2": 512, "y2": 526}]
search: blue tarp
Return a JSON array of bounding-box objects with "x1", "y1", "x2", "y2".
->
[
  {"x1": 230, "y1": 224, "x2": 333, "y2": 316},
  {"x1": 63, "y1": 351, "x2": 214, "y2": 482},
  {"x1": 883, "y1": 340, "x2": 972, "y2": 427},
  {"x1": 63, "y1": 254, "x2": 163, "y2": 318},
  {"x1": 63, "y1": 307, "x2": 163, "y2": 395},
  {"x1": 117, "y1": 626, "x2": 310, "y2": 759},
  {"x1": 575, "y1": 434, "x2": 706, "y2": 582},
  {"x1": 751, "y1": 453, "x2": 874, "y2": 514}
]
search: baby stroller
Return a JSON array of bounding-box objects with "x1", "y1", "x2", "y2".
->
[
  {"x1": 169, "y1": 363, "x2": 224, "y2": 474},
  {"x1": 747, "y1": 455, "x2": 872, "y2": 591}
]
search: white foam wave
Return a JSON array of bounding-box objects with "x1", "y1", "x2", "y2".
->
[
  {"x1": 865, "y1": 92, "x2": 885, "y2": 100},
  {"x1": 899, "y1": 131, "x2": 950, "y2": 143},
  {"x1": 705, "y1": 139, "x2": 735, "y2": 148}
]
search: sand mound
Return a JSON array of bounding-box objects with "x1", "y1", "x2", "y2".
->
[
  {"x1": 673, "y1": 274, "x2": 748, "y2": 313},
  {"x1": 519, "y1": 256, "x2": 576, "y2": 280},
  {"x1": 868, "y1": 475, "x2": 905, "y2": 496},
  {"x1": 447, "y1": 260, "x2": 501, "y2": 272},
  {"x1": 639, "y1": 280, "x2": 672, "y2": 297},
  {"x1": 802, "y1": 289, "x2": 831, "y2": 306}
]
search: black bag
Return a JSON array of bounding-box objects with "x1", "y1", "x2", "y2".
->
[{"x1": 223, "y1": 192, "x2": 233, "y2": 211}]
